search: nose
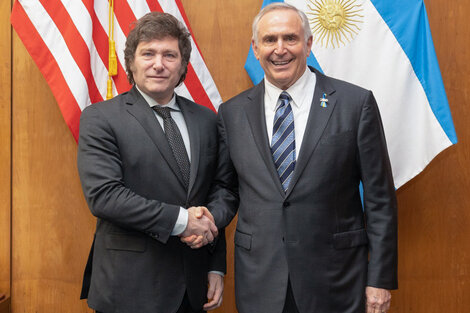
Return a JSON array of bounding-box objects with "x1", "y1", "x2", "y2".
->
[
  {"x1": 274, "y1": 39, "x2": 287, "y2": 55},
  {"x1": 152, "y1": 55, "x2": 164, "y2": 71}
]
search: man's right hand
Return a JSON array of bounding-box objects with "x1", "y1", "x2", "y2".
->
[{"x1": 180, "y1": 206, "x2": 218, "y2": 249}]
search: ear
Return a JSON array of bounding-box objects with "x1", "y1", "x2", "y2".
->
[
  {"x1": 306, "y1": 36, "x2": 313, "y2": 56},
  {"x1": 252, "y1": 39, "x2": 260, "y2": 60},
  {"x1": 129, "y1": 58, "x2": 136, "y2": 75}
]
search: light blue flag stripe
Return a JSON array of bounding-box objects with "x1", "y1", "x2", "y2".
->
[{"x1": 370, "y1": 0, "x2": 457, "y2": 144}]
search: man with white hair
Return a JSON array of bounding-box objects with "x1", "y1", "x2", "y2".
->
[{"x1": 204, "y1": 3, "x2": 398, "y2": 313}]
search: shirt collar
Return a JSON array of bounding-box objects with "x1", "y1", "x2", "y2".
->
[
  {"x1": 264, "y1": 67, "x2": 315, "y2": 112},
  {"x1": 135, "y1": 86, "x2": 179, "y2": 111}
]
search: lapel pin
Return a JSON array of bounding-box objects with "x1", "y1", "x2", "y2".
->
[{"x1": 320, "y1": 93, "x2": 328, "y2": 108}]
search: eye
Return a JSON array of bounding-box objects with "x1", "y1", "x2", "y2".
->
[
  {"x1": 263, "y1": 36, "x2": 277, "y2": 44},
  {"x1": 285, "y1": 35, "x2": 298, "y2": 43},
  {"x1": 141, "y1": 51, "x2": 153, "y2": 57}
]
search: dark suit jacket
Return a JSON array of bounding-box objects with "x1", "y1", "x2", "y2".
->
[
  {"x1": 77, "y1": 86, "x2": 225, "y2": 313},
  {"x1": 209, "y1": 68, "x2": 397, "y2": 313}
]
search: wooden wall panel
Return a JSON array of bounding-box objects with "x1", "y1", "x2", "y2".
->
[
  {"x1": 0, "y1": 297, "x2": 10, "y2": 313},
  {"x1": 11, "y1": 21, "x2": 95, "y2": 313},
  {"x1": 0, "y1": 0, "x2": 11, "y2": 303},
  {"x1": 390, "y1": 0, "x2": 470, "y2": 312},
  {"x1": 7, "y1": 1, "x2": 470, "y2": 313}
]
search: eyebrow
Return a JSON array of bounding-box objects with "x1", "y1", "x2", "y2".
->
[
  {"x1": 139, "y1": 47, "x2": 179, "y2": 54},
  {"x1": 261, "y1": 33, "x2": 299, "y2": 40}
]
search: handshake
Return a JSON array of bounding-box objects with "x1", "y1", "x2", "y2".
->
[{"x1": 180, "y1": 206, "x2": 218, "y2": 249}]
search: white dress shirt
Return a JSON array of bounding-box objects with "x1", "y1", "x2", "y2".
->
[{"x1": 264, "y1": 67, "x2": 316, "y2": 159}]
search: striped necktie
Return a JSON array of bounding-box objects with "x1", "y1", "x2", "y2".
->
[{"x1": 271, "y1": 91, "x2": 296, "y2": 192}]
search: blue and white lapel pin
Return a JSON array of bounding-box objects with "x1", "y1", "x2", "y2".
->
[{"x1": 320, "y1": 93, "x2": 328, "y2": 108}]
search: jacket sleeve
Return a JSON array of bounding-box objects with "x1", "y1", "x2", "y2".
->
[
  {"x1": 77, "y1": 105, "x2": 180, "y2": 244},
  {"x1": 208, "y1": 228, "x2": 227, "y2": 274},
  {"x1": 207, "y1": 104, "x2": 240, "y2": 229},
  {"x1": 357, "y1": 91, "x2": 398, "y2": 290}
]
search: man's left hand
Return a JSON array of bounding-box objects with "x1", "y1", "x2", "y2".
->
[
  {"x1": 203, "y1": 273, "x2": 224, "y2": 311},
  {"x1": 366, "y1": 286, "x2": 391, "y2": 313}
]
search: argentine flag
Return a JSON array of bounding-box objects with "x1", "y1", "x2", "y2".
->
[{"x1": 245, "y1": 0, "x2": 457, "y2": 188}]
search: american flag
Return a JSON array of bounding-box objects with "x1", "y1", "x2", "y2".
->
[{"x1": 11, "y1": 0, "x2": 222, "y2": 141}]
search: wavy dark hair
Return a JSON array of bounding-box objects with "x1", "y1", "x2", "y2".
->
[{"x1": 124, "y1": 12, "x2": 192, "y2": 86}]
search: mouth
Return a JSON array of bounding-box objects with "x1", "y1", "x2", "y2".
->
[
  {"x1": 148, "y1": 76, "x2": 168, "y2": 80},
  {"x1": 270, "y1": 59, "x2": 293, "y2": 66}
]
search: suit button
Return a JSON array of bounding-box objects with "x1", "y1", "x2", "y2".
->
[
  {"x1": 148, "y1": 232, "x2": 159, "y2": 238},
  {"x1": 283, "y1": 202, "x2": 290, "y2": 208}
]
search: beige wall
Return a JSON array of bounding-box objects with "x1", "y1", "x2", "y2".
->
[{"x1": 2, "y1": 0, "x2": 469, "y2": 312}]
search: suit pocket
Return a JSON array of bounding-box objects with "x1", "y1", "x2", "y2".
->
[
  {"x1": 234, "y1": 230, "x2": 252, "y2": 250},
  {"x1": 105, "y1": 232, "x2": 147, "y2": 252},
  {"x1": 333, "y1": 229, "x2": 368, "y2": 250},
  {"x1": 320, "y1": 131, "x2": 354, "y2": 146}
]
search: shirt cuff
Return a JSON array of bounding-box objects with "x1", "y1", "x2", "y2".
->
[
  {"x1": 171, "y1": 207, "x2": 188, "y2": 236},
  {"x1": 209, "y1": 271, "x2": 225, "y2": 277}
]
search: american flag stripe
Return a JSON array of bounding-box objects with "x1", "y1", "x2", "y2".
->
[
  {"x1": 41, "y1": 0, "x2": 103, "y2": 105},
  {"x1": 11, "y1": 0, "x2": 222, "y2": 141},
  {"x1": 12, "y1": 1, "x2": 82, "y2": 136},
  {"x1": 114, "y1": 0, "x2": 137, "y2": 37},
  {"x1": 93, "y1": 0, "x2": 131, "y2": 94},
  {"x1": 22, "y1": 0, "x2": 91, "y2": 111},
  {"x1": 159, "y1": 0, "x2": 222, "y2": 105}
]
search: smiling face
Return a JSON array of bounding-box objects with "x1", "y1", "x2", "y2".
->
[
  {"x1": 130, "y1": 37, "x2": 184, "y2": 104},
  {"x1": 252, "y1": 9, "x2": 312, "y2": 90}
]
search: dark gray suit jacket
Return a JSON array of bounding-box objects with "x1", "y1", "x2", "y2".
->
[
  {"x1": 77, "y1": 86, "x2": 225, "y2": 313},
  {"x1": 209, "y1": 68, "x2": 397, "y2": 313}
]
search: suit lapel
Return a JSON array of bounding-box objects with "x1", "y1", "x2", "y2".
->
[
  {"x1": 177, "y1": 95, "x2": 199, "y2": 197},
  {"x1": 286, "y1": 69, "x2": 337, "y2": 197},
  {"x1": 124, "y1": 87, "x2": 187, "y2": 189},
  {"x1": 243, "y1": 82, "x2": 285, "y2": 196}
]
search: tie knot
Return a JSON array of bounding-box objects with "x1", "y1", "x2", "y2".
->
[
  {"x1": 279, "y1": 92, "x2": 291, "y2": 106},
  {"x1": 152, "y1": 106, "x2": 172, "y2": 119}
]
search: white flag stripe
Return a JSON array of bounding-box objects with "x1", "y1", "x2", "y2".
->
[
  {"x1": 89, "y1": 42, "x2": 112, "y2": 100},
  {"x1": 60, "y1": 0, "x2": 92, "y2": 50},
  {"x1": 157, "y1": 0, "x2": 222, "y2": 107},
  {"x1": 175, "y1": 83, "x2": 195, "y2": 102},
  {"x1": 127, "y1": 0, "x2": 151, "y2": 19},
  {"x1": 62, "y1": 0, "x2": 108, "y2": 101},
  {"x1": 20, "y1": 0, "x2": 91, "y2": 110},
  {"x1": 288, "y1": 0, "x2": 451, "y2": 187}
]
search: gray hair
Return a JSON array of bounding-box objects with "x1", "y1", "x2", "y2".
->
[{"x1": 252, "y1": 2, "x2": 312, "y2": 44}]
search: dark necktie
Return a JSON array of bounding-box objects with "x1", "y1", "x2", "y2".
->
[
  {"x1": 271, "y1": 91, "x2": 296, "y2": 192},
  {"x1": 152, "y1": 106, "x2": 190, "y2": 189}
]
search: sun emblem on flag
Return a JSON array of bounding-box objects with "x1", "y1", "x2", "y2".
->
[{"x1": 306, "y1": 0, "x2": 364, "y2": 48}]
